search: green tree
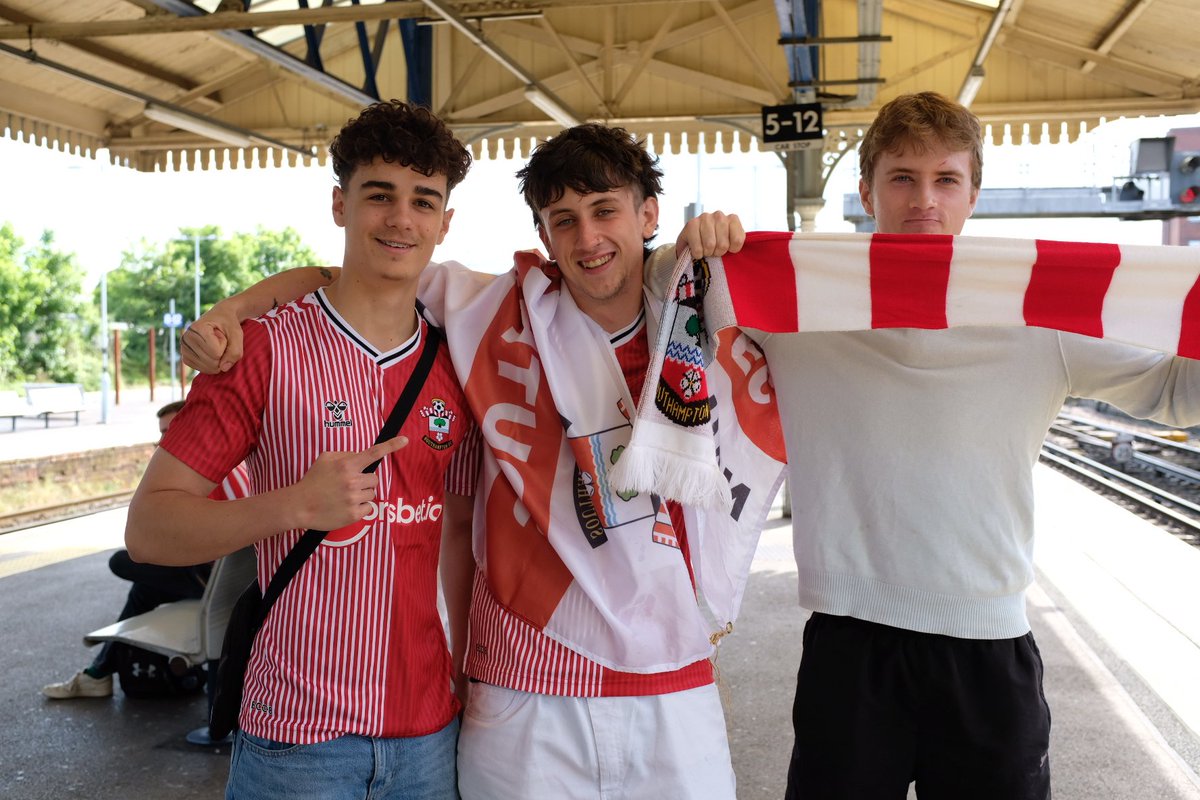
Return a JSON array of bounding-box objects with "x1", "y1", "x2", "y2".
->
[
  {"x1": 24, "y1": 232, "x2": 99, "y2": 383},
  {"x1": 0, "y1": 224, "x2": 96, "y2": 386},
  {"x1": 101, "y1": 226, "x2": 318, "y2": 384},
  {"x1": 0, "y1": 224, "x2": 29, "y2": 385}
]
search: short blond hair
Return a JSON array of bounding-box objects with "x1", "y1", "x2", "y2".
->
[{"x1": 859, "y1": 92, "x2": 983, "y2": 190}]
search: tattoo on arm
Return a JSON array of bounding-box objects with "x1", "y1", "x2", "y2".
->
[{"x1": 319, "y1": 267, "x2": 333, "y2": 281}]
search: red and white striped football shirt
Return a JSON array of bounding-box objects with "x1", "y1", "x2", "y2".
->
[
  {"x1": 163, "y1": 290, "x2": 479, "y2": 744},
  {"x1": 211, "y1": 461, "x2": 251, "y2": 501},
  {"x1": 464, "y1": 310, "x2": 714, "y2": 697}
]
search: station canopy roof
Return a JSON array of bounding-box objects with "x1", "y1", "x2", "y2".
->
[{"x1": 1, "y1": 0, "x2": 1198, "y2": 171}]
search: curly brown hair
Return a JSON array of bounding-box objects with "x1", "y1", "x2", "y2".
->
[
  {"x1": 516, "y1": 124, "x2": 663, "y2": 233},
  {"x1": 859, "y1": 92, "x2": 983, "y2": 190},
  {"x1": 329, "y1": 100, "x2": 472, "y2": 193}
]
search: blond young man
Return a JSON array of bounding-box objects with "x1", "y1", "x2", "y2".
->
[{"x1": 765, "y1": 92, "x2": 1200, "y2": 799}]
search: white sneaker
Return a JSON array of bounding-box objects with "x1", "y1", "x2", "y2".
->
[{"x1": 42, "y1": 671, "x2": 113, "y2": 699}]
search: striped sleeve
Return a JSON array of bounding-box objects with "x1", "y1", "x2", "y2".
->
[
  {"x1": 163, "y1": 320, "x2": 270, "y2": 484},
  {"x1": 445, "y1": 421, "x2": 482, "y2": 496},
  {"x1": 210, "y1": 462, "x2": 252, "y2": 501}
]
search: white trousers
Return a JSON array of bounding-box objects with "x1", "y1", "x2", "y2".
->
[{"x1": 457, "y1": 682, "x2": 736, "y2": 800}]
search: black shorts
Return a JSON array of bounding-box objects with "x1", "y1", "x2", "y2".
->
[{"x1": 785, "y1": 613, "x2": 1051, "y2": 800}]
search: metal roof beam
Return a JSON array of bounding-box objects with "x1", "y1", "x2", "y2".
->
[
  {"x1": 1, "y1": 2, "x2": 713, "y2": 40},
  {"x1": 0, "y1": 39, "x2": 313, "y2": 156},
  {"x1": 449, "y1": 48, "x2": 775, "y2": 120},
  {"x1": 1001, "y1": 26, "x2": 1188, "y2": 98},
  {"x1": 709, "y1": 0, "x2": 788, "y2": 101},
  {"x1": 886, "y1": 39, "x2": 978, "y2": 90},
  {"x1": 449, "y1": 0, "x2": 774, "y2": 119},
  {"x1": 0, "y1": 1, "x2": 221, "y2": 110},
  {"x1": 296, "y1": 0, "x2": 329, "y2": 71},
  {"x1": 537, "y1": 16, "x2": 611, "y2": 114},
  {"x1": 422, "y1": 0, "x2": 581, "y2": 125},
  {"x1": 885, "y1": 0, "x2": 981, "y2": 38},
  {"x1": 1082, "y1": 0, "x2": 1158, "y2": 75},
  {"x1": 1, "y1": 3, "x2": 423, "y2": 38},
  {"x1": 0, "y1": 77, "x2": 110, "y2": 135},
  {"x1": 958, "y1": 0, "x2": 1014, "y2": 107},
  {"x1": 351, "y1": 0, "x2": 382, "y2": 100},
  {"x1": 612, "y1": 7, "x2": 683, "y2": 109},
  {"x1": 134, "y1": 0, "x2": 375, "y2": 107}
]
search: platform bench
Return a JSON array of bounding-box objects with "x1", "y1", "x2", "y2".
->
[
  {"x1": 0, "y1": 391, "x2": 25, "y2": 431},
  {"x1": 24, "y1": 382, "x2": 86, "y2": 428}
]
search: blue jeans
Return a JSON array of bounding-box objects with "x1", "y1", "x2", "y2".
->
[{"x1": 226, "y1": 718, "x2": 460, "y2": 800}]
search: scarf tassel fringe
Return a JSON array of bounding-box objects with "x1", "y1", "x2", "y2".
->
[{"x1": 612, "y1": 444, "x2": 734, "y2": 513}]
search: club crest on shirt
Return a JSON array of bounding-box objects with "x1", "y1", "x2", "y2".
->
[
  {"x1": 323, "y1": 400, "x2": 353, "y2": 428},
  {"x1": 419, "y1": 398, "x2": 457, "y2": 450}
]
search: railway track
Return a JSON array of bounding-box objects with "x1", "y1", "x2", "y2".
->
[
  {"x1": 1043, "y1": 412, "x2": 1200, "y2": 543},
  {"x1": 0, "y1": 491, "x2": 134, "y2": 534},
  {"x1": 4, "y1": 409, "x2": 1198, "y2": 544}
]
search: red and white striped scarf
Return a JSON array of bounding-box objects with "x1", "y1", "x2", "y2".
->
[
  {"x1": 419, "y1": 256, "x2": 775, "y2": 671},
  {"x1": 612, "y1": 231, "x2": 1200, "y2": 510}
]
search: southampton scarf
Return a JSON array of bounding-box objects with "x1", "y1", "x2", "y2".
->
[
  {"x1": 610, "y1": 231, "x2": 1200, "y2": 509},
  {"x1": 418, "y1": 255, "x2": 779, "y2": 672}
]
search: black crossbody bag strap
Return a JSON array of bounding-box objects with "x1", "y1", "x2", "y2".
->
[{"x1": 250, "y1": 324, "x2": 442, "y2": 628}]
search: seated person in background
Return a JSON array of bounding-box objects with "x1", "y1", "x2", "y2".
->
[{"x1": 43, "y1": 400, "x2": 250, "y2": 700}]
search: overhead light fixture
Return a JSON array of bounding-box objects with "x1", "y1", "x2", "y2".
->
[
  {"x1": 524, "y1": 86, "x2": 581, "y2": 128},
  {"x1": 143, "y1": 103, "x2": 253, "y2": 148},
  {"x1": 958, "y1": 65, "x2": 986, "y2": 107}
]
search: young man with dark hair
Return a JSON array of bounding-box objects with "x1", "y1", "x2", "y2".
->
[
  {"x1": 181, "y1": 122, "x2": 748, "y2": 799},
  {"x1": 761, "y1": 91, "x2": 1200, "y2": 799},
  {"x1": 450, "y1": 123, "x2": 739, "y2": 799},
  {"x1": 127, "y1": 100, "x2": 479, "y2": 799}
]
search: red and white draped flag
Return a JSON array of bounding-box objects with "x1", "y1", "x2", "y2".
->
[
  {"x1": 417, "y1": 257, "x2": 780, "y2": 672},
  {"x1": 611, "y1": 231, "x2": 1200, "y2": 510}
]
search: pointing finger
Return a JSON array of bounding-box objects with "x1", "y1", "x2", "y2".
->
[{"x1": 359, "y1": 435, "x2": 409, "y2": 472}]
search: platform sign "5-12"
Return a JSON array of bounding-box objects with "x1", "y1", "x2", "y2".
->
[{"x1": 760, "y1": 102, "x2": 824, "y2": 151}]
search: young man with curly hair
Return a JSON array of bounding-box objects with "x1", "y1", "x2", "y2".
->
[
  {"x1": 127, "y1": 101, "x2": 480, "y2": 799},
  {"x1": 448, "y1": 123, "x2": 741, "y2": 799}
]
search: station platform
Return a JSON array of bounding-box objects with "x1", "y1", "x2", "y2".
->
[
  {"x1": 2, "y1": 400, "x2": 1200, "y2": 798},
  {"x1": 0, "y1": 386, "x2": 172, "y2": 460}
]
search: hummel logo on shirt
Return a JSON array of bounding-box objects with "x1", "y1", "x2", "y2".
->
[{"x1": 324, "y1": 400, "x2": 353, "y2": 428}]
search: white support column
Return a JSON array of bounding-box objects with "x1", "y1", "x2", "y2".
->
[{"x1": 785, "y1": 148, "x2": 827, "y2": 232}]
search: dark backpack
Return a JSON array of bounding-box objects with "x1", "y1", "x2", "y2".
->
[{"x1": 112, "y1": 643, "x2": 205, "y2": 698}]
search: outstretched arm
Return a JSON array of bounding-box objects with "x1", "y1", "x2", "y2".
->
[
  {"x1": 646, "y1": 211, "x2": 747, "y2": 299},
  {"x1": 182, "y1": 266, "x2": 341, "y2": 374}
]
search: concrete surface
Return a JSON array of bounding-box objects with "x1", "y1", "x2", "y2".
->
[
  {"x1": 0, "y1": 386, "x2": 166, "y2": 461},
  {"x1": 3, "y1": 400, "x2": 1200, "y2": 799},
  {"x1": 5, "y1": 499, "x2": 1200, "y2": 798}
]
